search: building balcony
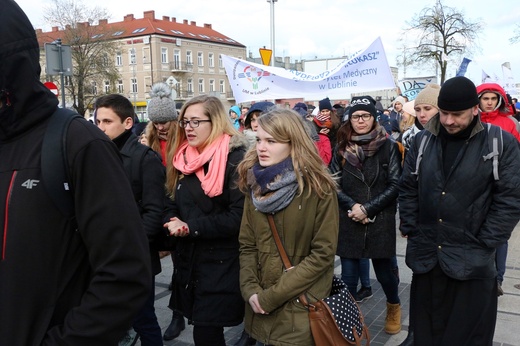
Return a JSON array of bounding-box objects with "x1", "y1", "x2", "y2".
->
[
  {"x1": 170, "y1": 61, "x2": 193, "y2": 72},
  {"x1": 176, "y1": 90, "x2": 194, "y2": 100},
  {"x1": 226, "y1": 92, "x2": 235, "y2": 100}
]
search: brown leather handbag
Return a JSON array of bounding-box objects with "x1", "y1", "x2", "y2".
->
[{"x1": 267, "y1": 214, "x2": 370, "y2": 346}]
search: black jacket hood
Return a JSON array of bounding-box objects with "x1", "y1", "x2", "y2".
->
[{"x1": 0, "y1": 0, "x2": 59, "y2": 141}]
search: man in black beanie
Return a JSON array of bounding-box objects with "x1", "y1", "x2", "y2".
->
[{"x1": 398, "y1": 76, "x2": 520, "y2": 345}]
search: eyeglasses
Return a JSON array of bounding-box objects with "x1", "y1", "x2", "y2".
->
[
  {"x1": 179, "y1": 119, "x2": 211, "y2": 128},
  {"x1": 350, "y1": 113, "x2": 372, "y2": 121}
]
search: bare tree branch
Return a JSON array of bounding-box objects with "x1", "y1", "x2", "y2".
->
[
  {"x1": 41, "y1": 0, "x2": 120, "y2": 115},
  {"x1": 397, "y1": 0, "x2": 483, "y2": 84}
]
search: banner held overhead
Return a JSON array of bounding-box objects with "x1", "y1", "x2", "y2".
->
[{"x1": 223, "y1": 37, "x2": 396, "y2": 103}]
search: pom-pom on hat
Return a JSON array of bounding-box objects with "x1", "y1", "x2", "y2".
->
[
  {"x1": 350, "y1": 95, "x2": 378, "y2": 118},
  {"x1": 147, "y1": 83, "x2": 178, "y2": 123},
  {"x1": 414, "y1": 84, "x2": 441, "y2": 110},
  {"x1": 438, "y1": 76, "x2": 479, "y2": 111}
]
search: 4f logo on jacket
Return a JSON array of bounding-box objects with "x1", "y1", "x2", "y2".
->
[{"x1": 21, "y1": 179, "x2": 39, "y2": 189}]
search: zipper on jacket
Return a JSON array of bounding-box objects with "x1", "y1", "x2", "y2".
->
[{"x1": 2, "y1": 171, "x2": 17, "y2": 260}]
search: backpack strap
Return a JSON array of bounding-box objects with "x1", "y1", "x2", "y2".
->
[
  {"x1": 482, "y1": 123, "x2": 503, "y2": 181},
  {"x1": 41, "y1": 108, "x2": 82, "y2": 218},
  {"x1": 507, "y1": 115, "x2": 520, "y2": 135},
  {"x1": 411, "y1": 132, "x2": 432, "y2": 179}
]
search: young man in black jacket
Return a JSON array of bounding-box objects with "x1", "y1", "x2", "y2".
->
[
  {"x1": 95, "y1": 94, "x2": 167, "y2": 346},
  {"x1": 0, "y1": 1, "x2": 152, "y2": 344}
]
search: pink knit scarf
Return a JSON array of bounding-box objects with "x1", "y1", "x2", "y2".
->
[{"x1": 173, "y1": 134, "x2": 231, "y2": 197}]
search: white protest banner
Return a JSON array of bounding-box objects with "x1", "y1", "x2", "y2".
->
[
  {"x1": 397, "y1": 76, "x2": 437, "y2": 101},
  {"x1": 222, "y1": 37, "x2": 396, "y2": 103}
]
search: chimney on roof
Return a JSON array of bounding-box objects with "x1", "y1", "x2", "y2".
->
[
  {"x1": 99, "y1": 19, "x2": 108, "y2": 25},
  {"x1": 52, "y1": 26, "x2": 59, "y2": 32},
  {"x1": 144, "y1": 10, "x2": 155, "y2": 19},
  {"x1": 162, "y1": 16, "x2": 170, "y2": 21},
  {"x1": 77, "y1": 22, "x2": 89, "y2": 28},
  {"x1": 172, "y1": 17, "x2": 176, "y2": 23},
  {"x1": 35, "y1": 29, "x2": 43, "y2": 35},
  {"x1": 204, "y1": 23, "x2": 212, "y2": 29},
  {"x1": 124, "y1": 14, "x2": 135, "y2": 21},
  {"x1": 190, "y1": 21, "x2": 196, "y2": 26},
  {"x1": 183, "y1": 19, "x2": 188, "y2": 25}
]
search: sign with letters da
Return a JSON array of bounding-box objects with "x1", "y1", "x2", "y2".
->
[{"x1": 397, "y1": 76, "x2": 438, "y2": 101}]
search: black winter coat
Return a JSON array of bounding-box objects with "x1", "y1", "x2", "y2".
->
[
  {"x1": 399, "y1": 115, "x2": 520, "y2": 280},
  {"x1": 0, "y1": 2, "x2": 151, "y2": 344},
  {"x1": 330, "y1": 139, "x2": 402, "y2": 258},
  {"x1": 120, "y1": 131, "x2": 166, "y2": 275},
  {"x1": 167, "y1": 136, "x2": 247, "y2": 326}
]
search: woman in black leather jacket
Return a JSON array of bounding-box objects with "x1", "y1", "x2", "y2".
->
[{"x1": 329, "y1": 95, "x2": 402, "y2": 335}]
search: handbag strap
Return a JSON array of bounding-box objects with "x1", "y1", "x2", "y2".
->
[{"x1": 266, "y1": 214, "x2": 311, "y2": 308}]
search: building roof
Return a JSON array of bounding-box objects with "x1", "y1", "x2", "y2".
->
[{"x1": 35, "y1": 10, "x2": 245, "y2": 48}]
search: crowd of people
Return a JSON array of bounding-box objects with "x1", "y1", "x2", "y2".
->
[{"x1": 2, "y1": 2, "x2": 520, "y2": 346}]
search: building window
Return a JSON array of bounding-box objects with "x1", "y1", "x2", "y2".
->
[
  {"x1": 219, "y1": 80, "x2": 225, "y2": 93},
  {"x1": 116, "y1": 51, "x2": 122, "y2": 66},
  {"x1": 91, "y1": 81, "x2": 98, "y2": 95},
  {"x1": 219, "y1": 55, "x2": 223, "y2": 68},
  {"x1": 104, "y1": 80, "x2": 110, "y2": 93},
  {"x1": 208, "y1": 53, "x2": 214, "y2": 67},
  {"x1": 197, "y1": 52, "x2": 203, "y2": 66},
  {"x1": 117, "y1": 79, "x2": 123, "y2": 93},
  {"x1": 161, "y1": 47, "x2": 168, "y2": 63},
  {"x1": 174, "y1": 50, "x2": 181, "y2": 69},
  {"x1": 131, "y1": 78, "x2": 137, "y2": 93},
  {"x1": 209, "y1": 79, "x2": 215, "y2": 92},
  {"x1": 198, "y1": 78, "x2": 204, "y2": 93},
  {"x1": 187, "y1": 78, "x2": 193, "y2": 93},
  {"x1": 129, "y1": 48, "x2": 136, "y2": 65},
  {"x1": 186, "y1": 51, "x2": 192, "y2": 65}
]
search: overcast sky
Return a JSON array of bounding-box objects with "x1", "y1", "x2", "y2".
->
[{"x1": 16, "y1": 0, "x2": 520, "y2": 87}]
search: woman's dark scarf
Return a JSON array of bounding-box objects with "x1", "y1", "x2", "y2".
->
[
  {"x1": 343, "y1": 126, "x2": 387, "y2": 169},
  {"x1": 247, "y1": 157, "x2": 298, "y2": 214}
]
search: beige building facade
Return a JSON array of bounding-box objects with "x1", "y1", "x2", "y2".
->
[{"x1": 36, "y1": 10, "x2": 246, "y2": 119}]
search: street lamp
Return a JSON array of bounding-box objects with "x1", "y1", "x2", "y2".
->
[{"x1": 267, "y1": 0, "x2": 277, "y2": 67}]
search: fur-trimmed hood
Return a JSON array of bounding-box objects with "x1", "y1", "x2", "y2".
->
[{"x1": 229, "y1": 133, "x2": 249, "y2": 152}]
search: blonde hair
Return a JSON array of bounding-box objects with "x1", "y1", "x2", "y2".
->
[
  {"x1": 237, "y1": 108, "x2": 336, "y2": 199},
  {"x1": 145, "y1": 120, "x2": 178, "y2": 157},
  {"x1": 165, "y1": 95, "x2": 240, "y2": 195},
  {"x1": 399, "y1": 113, "x2": 415, "y2": 133}
]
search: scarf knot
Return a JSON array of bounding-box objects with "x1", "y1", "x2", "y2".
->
[
  {"x1": 247, "y1": 157, "x2": 298, "y2": 213},
  {"x1": 173, "y1": 134, "x2": 231, "y2": 197},
  {"x1": 343, "y1": 127, "x2": 387, "y2": 169}
]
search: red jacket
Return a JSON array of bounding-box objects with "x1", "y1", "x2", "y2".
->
[{"x1": 477, "y1": 83, "x2": 520, "y2": 142}]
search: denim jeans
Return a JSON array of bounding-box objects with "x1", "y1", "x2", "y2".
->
[
  {"x1": 359, "y1": 258, "x2": 371, "y2": 287},
  {"x1": 133, "y1": 277, "x2": 163, "y2": 346},
  {"x1": 496, "y1": 242, "x2": 508, "y2": 283},
  {"x1": 341, "y1": 257, "x2": 400, "y2": 304}
]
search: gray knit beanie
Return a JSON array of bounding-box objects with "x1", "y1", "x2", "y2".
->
[{"x1": 147, "y1": 82, "x2": 178, "y2": 122}]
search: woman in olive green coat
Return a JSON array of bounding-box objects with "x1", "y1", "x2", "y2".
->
[{"x1": 237, "y1": 108, "x2": 339, "y2": 346}]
